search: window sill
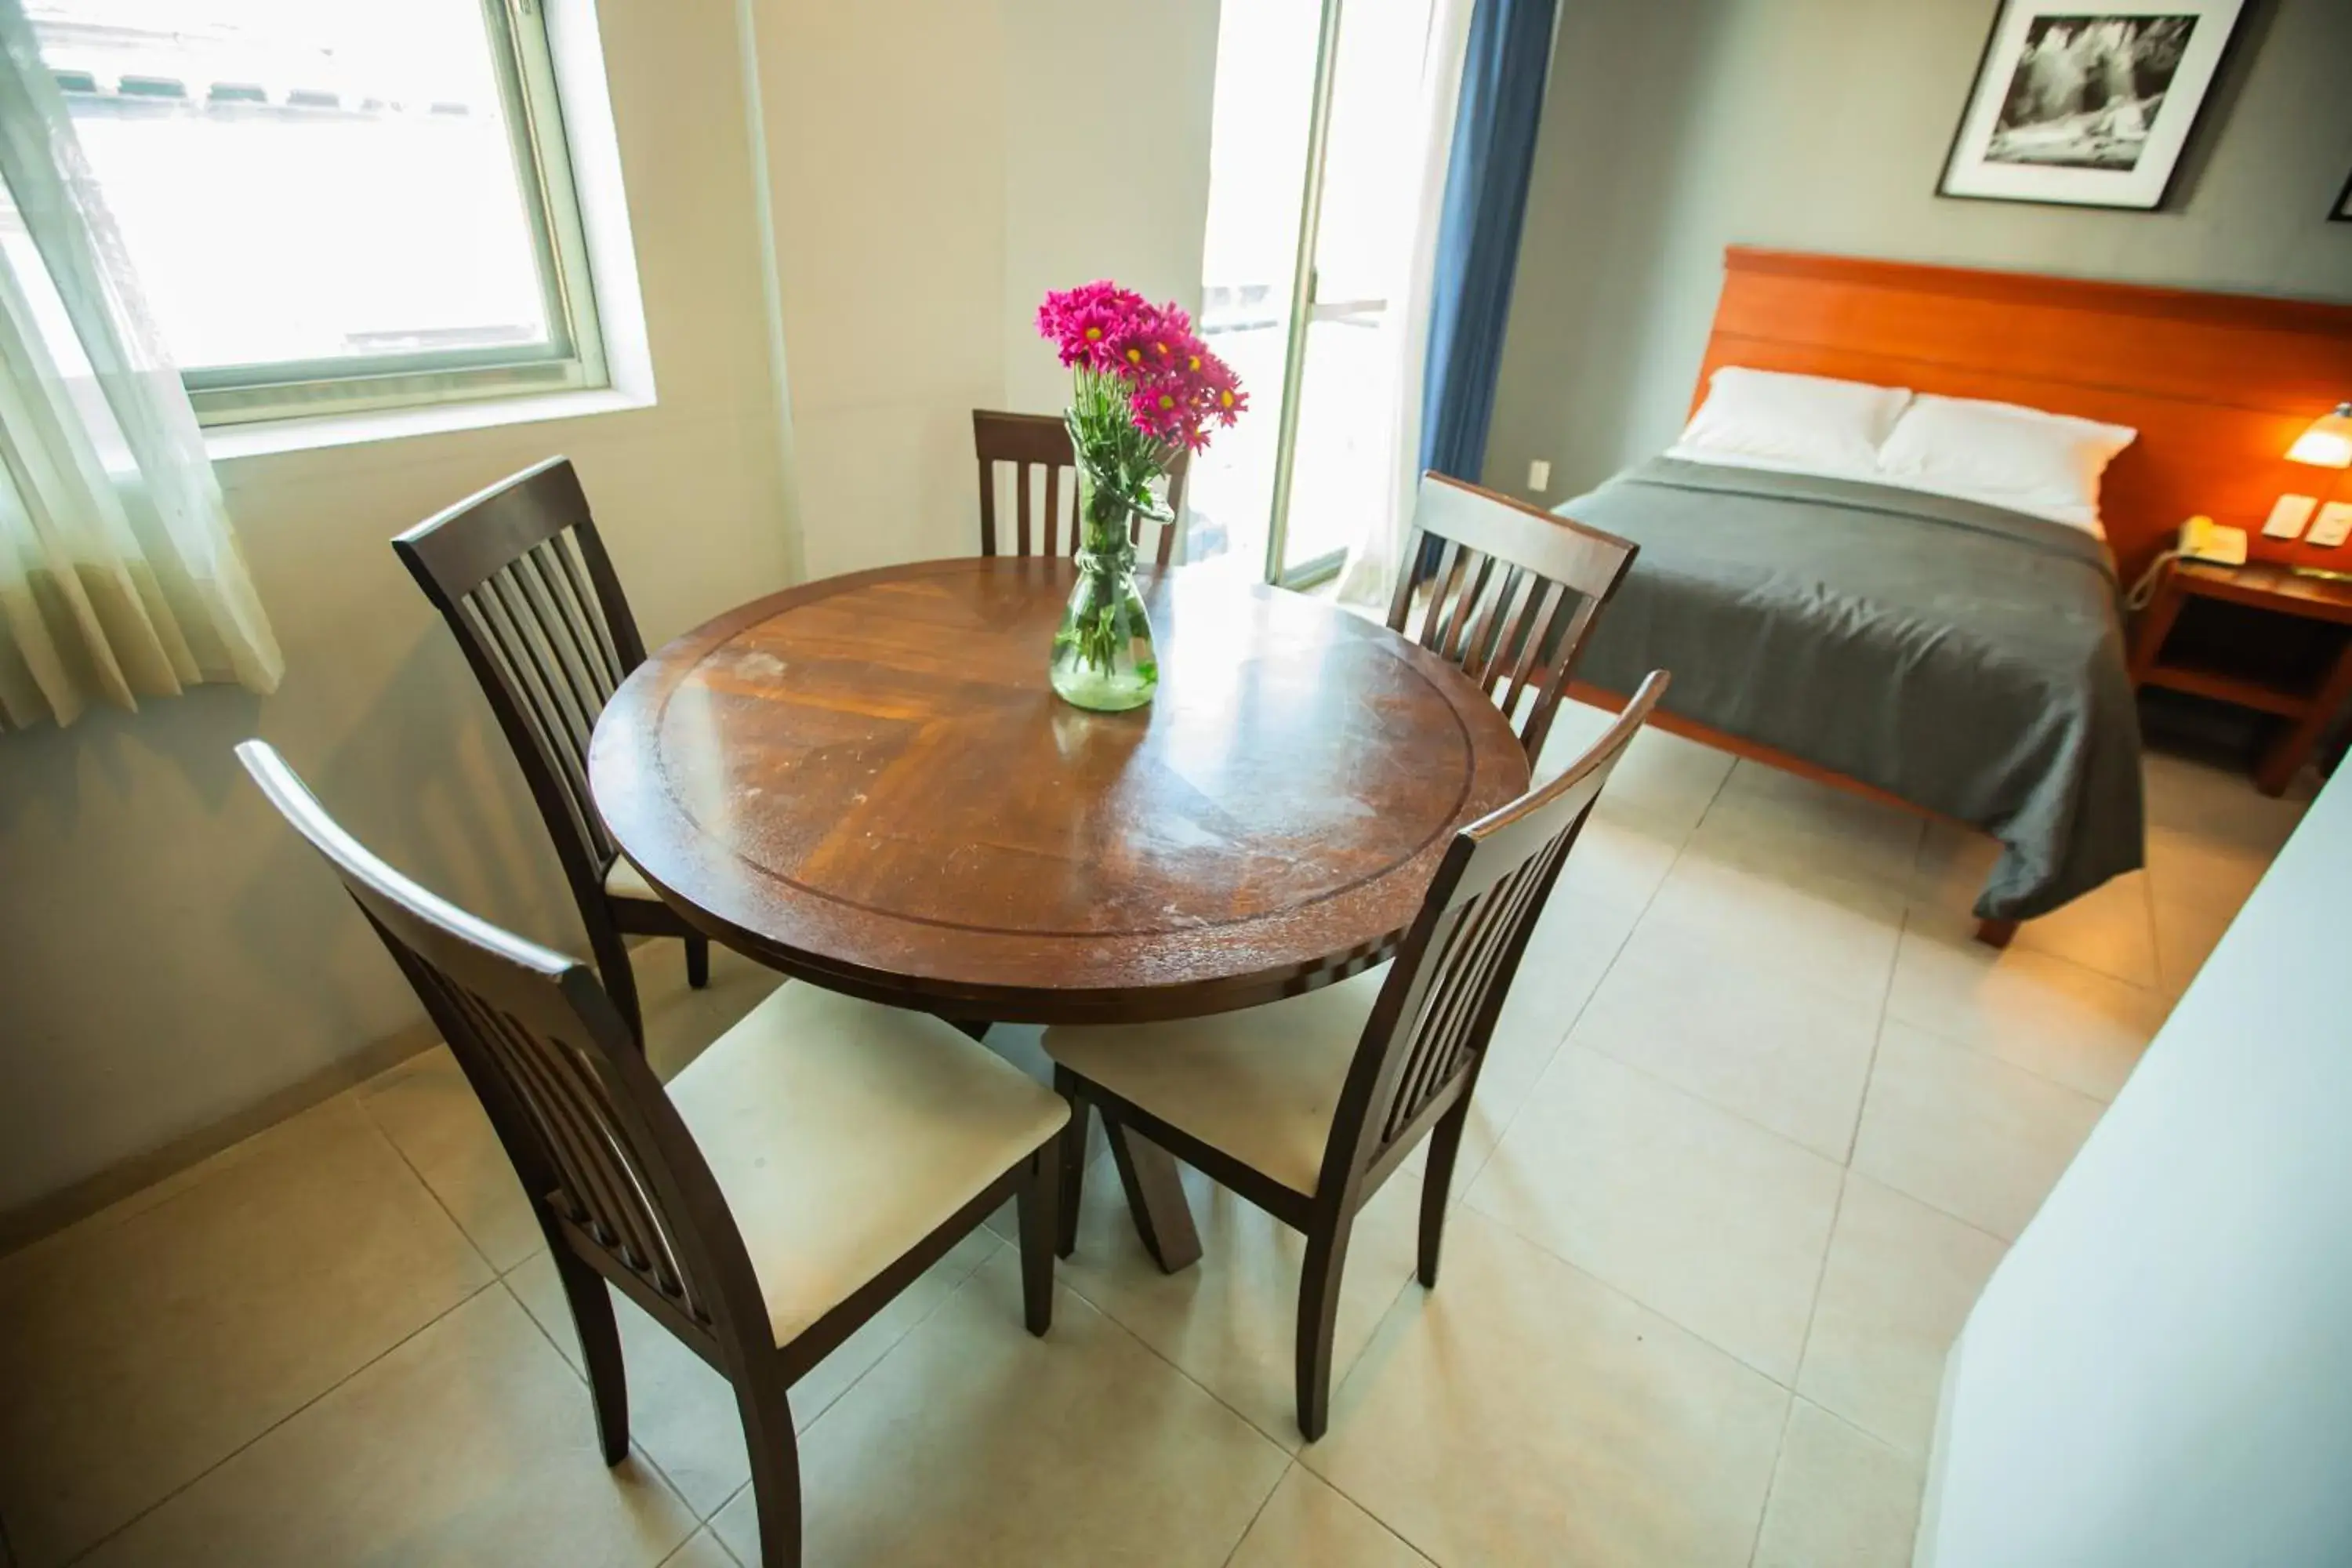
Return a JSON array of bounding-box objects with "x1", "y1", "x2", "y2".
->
[{"x1": 202, "y1": 385, "x2": 657, "y2": 465}]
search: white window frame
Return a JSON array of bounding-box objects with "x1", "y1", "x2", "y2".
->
[{"x1": 151, "y1": 0, "x2": 608, "y2": 428}]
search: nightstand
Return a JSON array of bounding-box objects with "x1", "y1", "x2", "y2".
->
[{"x1": 2129, "y1": 560, "x2": 2352, "y2": 796}]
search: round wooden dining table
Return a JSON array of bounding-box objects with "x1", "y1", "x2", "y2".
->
[{"x1": 588, "y1": 554, "x2": 1530, "y2": 1270}]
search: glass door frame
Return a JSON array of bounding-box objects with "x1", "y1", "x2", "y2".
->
[{"x1": 1259, "y1": 0, "x2": 1347, "y2": 590}]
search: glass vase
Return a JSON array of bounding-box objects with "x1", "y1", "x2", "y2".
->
[{"x1": 1048, "y1": 464, "x2": 1160, "y2": 711}]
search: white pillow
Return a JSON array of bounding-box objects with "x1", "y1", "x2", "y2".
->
[
  {"x1": 1875, "y1": 394, "x2": 2136, "y2": 532},
  {"x1": 1667, "y1": 367, "x2": 1912, "y2": 477}
]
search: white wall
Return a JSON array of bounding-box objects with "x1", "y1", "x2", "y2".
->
[
  {"x1": 751, "y1": 0, "x2": 1219, "y2": 581},
  {"x1": 1000, "y1": 0, "x2": 1221, "y2": 419},
  {"x1": 0, "y1": 0, "x2": 1224, "y2": 1233},
  {"x1": 1486, "y1": 0, "x2": 2352, "y2": 503},
  {"x1": 0, "y1": 0, "x2": 793, "y2": 1229},
  {"x1": 1920, "y1": 767, "x2": 2352, "y2": 1565}
]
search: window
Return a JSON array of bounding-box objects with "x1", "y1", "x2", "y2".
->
[{"x1": 24, "y1": 0, "x2": 604, "y2": 426}]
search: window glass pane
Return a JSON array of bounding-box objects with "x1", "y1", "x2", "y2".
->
[{"x1": 27, "y1": 0, "x2": 554, "y2": 375}]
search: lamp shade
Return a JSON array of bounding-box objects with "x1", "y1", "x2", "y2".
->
[{"x1": 2287, "y1": 402, "x2": 2352, "y2": 470}]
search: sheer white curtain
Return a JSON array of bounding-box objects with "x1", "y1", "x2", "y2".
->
[
  {"x1": 1333, "y1": 0, "x2": 1474, "y2": 611},
  {"x1": 0, "y1": 1, "x2": 281, "y2": 731}
]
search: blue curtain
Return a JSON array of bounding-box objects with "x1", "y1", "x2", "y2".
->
[{"x1": 1419, "y1": 0, "x2": 1557, "y2": 484}]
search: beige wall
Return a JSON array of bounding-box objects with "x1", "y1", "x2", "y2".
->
[
  {"x1": 753, "y1": 0, "x2": 1219, "y2": 581},
  {"x1": 1486, "y1": 0, "x2": 2352, "y2": 505},
  {"x1": 0, "y1": 0, "x2": 1224, "y2": 1226},
  {"x1": 0, "y1": 0, "x2": 793, "y2": 1226}
]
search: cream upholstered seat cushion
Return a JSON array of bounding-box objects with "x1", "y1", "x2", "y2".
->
[
  {"x1": 1040, "y1": 965, "x2": 1388, "y2": 1198},
  {"x1": 603, "y1": 854, "x2": 659, "y2": 902},
  {"x1": 666, "y1": 982, "x2": 1068, "y2": 1348}
]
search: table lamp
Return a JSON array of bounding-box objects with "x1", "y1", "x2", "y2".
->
[
  {"x1": 2284, "y1": 402, "x2": 2352, "y2": 576},
  {"x1": 2287, "y1": 403, "x2": 2352, "y2": 470}
]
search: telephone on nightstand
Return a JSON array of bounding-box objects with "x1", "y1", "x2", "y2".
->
[
  {"x1": 2127, "y1": 515, "x2": 2247, "y2": 610},
  {"x1": 2180, "y1": 514, "x2": 2248, "y2": 565}
]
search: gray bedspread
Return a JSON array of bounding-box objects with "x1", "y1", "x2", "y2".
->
[{"x1": 1561, "y1": 458, "x2": 2143, "y2": 920}]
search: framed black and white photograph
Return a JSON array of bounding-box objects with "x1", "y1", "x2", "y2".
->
[{"x1": 1939, "y1": 2, "x2": 2248, "y2": 209}]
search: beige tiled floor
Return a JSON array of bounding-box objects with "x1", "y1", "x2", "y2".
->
[{"x1": 0, "y1": 719, "x2": 2308, "y2": 1567}]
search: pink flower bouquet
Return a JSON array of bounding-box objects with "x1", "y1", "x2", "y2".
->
[{"x1": 1033, "y1": 281, "x2": 1247, "y2": 710}]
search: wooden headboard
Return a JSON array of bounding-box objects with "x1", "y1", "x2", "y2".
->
[{"x1": 1694, "y1": 248, "x2": 2352, "y2": 585}]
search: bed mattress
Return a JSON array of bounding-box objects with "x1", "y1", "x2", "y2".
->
[{"x1": 1559, "y1": 456, "x2": 2143, "y2": 920}]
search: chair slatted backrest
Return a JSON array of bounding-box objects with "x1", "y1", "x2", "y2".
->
[
  {"x1": 393, "y1": 459, "x2": 646, "y2": 898},
  {"x1": 1387, "y1": 474, "x2": 1639, "y2": 764},
  {"x1": 1319, "y1": 672, "x2": 1669, "y2": 1195},
  {"x1": 973, "y1": 409, "x2": 1191, "y2": 568},
  {"x1": 237, "y1": 741, "x2": 767, "y2": 1350}
]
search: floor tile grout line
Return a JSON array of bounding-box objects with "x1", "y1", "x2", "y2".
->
[
  {"x1": 700, "y1": 1241, "x2": 1011, "y2": 1546},
  {"x1": 1877, "y1": 1007, "x2": 2119, "y2": 1113},
  {"x1": 1294, "y1": 1420, "x2": 1450, "y2": 1567},
  {"x1": 1780, "y1": 1152, "x2": 1855, "y2": 1448},
  {"x1": 1044, "y1": 1276, "x2": 1299, "y2": 1480},
  {"x1": 2, "y1": 1092, "x2": 367, "y2": 1279},
  {"x1": 1454, "y1": 816, "x2": 1688, "y2": 1196},
  {"x1": 1843, "y1": 1155, "x2": 2024, "y2": 1254},
  {"x1": 1214, "y1": 1457, "x2": 1294, "y2": 1568},
  {"x1": 704, "y1": 1481, "x2": 751, "y2": 1544},
  {"x1": 668, "y1": 1234, "x2": 1011, "y2": 1537},
  {"x1": 1049, "y1": 1144, "x2": 1441, "y2": 1459},
  {"x1": 1298, "y1": 1201, "x2": 1795, "y2": 1566},
  {"x1": 1840, "y1": 898, "x2": 1915, "y2": 1168},
  {"x1": 1548, "y1": 847, "x2": 1914, "y2": 1166},
  {"x1": 1057, "y1": 1248, "x2": 1328, "y2": 1458},
  {"x1": 1292, "y1": 1276, "x2": 1457, "y2": 1560},
  {"x1": 1448, "y1": 1192, "x2": 1806, "y2": 1393},
  {"x1": 351, "y1": 1083, "x2": 510, "y2": 1282},
  {"x1": 1565, "y1": 1033, "x2": 1858, "y2": 1175},
  {"x1": 490, "y1": 1272, "x2": 709, "y2": 1534},
  {"x1": 56, "y1": 1276, "x2": 508, "y2": 1568},
  {"x1": 1745, "y1": 1393, "x2": 1805, "y2": 1568},
  {"x1": 787, "y1": 1235, "x2": 1005, "y2": 1450}
]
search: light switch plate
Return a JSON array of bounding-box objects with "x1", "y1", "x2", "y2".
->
[
  {"x1": 1527, "y1": 459, "x2": 1552, "y2": 492},
  {"x1": 2310, "y1": 500, "x2": 2352, "y2": 549},
  {"x1": 2263, "y1": 492, "x2": 2320, "y2": 540}
]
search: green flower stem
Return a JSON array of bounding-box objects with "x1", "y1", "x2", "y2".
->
[{"x1": 1057, "y1": 367, "x2": 1174, "y2": 681}]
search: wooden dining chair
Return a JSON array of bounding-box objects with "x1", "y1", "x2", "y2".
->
[
  {"x1": 394, "y1": 457, "x2": 705, "y2": 1047},
  {"x1": 237, "y1": 740, "x2": 1068, "y2": 1568},
  {"x1": 1389, "y1": 472, "x2": 1639, "y2": 766},
  {"x1": 972, "y1": 409, "x2": 1192, "y2": 568},
  {"x1": 1042, "y1": 670, "x2": 1669, "y2": 1441}
]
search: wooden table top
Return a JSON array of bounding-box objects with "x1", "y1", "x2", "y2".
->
[{"x1": 587, "y1": 557, "x2": 1532, "y2": 1024}]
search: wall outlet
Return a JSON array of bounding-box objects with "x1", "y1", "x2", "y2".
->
[
  {"x1": 2310, "y1": 501, "x2": 2352, "y2": 550},
  {"x1": 2263, "y1": 493, "x2": 2319, "y2": 540},
  {"x1": 1527, "y1": 459, "x2": 1552, "y2": 493}
]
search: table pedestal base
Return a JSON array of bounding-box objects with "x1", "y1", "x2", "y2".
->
[{"x1": 1105, "y1": 1119, "x2": 1202, "y2": 1274}]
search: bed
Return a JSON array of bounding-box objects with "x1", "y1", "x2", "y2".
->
[{"x1": 1559, "y1": 248, "x2": 2352, "y2": 940}]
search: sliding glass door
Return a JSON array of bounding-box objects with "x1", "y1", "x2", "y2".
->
[{"x1": 1186, "y1": 0, "x2": 1443, "y2": 588}]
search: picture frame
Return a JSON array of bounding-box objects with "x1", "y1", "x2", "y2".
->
[
  {"x1": 1938, "y1": 1, "x2": 2248, "y2": 211},
  {"x1": 2332, "y1": 168, "x2": 2352, "y2": 223}
]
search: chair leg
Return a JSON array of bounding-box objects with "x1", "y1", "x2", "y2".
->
[
  {"x1": 588, "y1": 924, "x2": 647, "y2": 1050},
  {"x1": 1417, "y1": 1098, "x2": 1473, "y2": 1290},
  {"x1": 735, "y1": 1372, "x2": 804, "y2": 1568},
  {"x1": 1014, "y1": 1145, "x2": 1057, "y2": 1337},
  {"x1": 1051, "y1": 1066, "x2": 1088, "y2": 1259},
  {"x1": 684, "y1": 934, "x2": 710, "y2": 989},
  {"x1": 1296, "y1": 1218, "x2": 1355, "y2": 1443},
  {"x1": 551, "y1": 1247, "x2": 630, "y2": 1465}
]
